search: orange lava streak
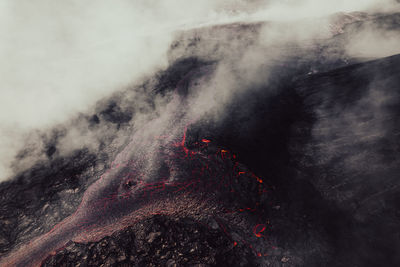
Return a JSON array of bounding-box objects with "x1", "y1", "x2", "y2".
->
[{"x1": 253, "y1": 224, "x2": 267, "y2": 238}]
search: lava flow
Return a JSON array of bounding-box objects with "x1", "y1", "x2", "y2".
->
[
  {"x1": 1, "y1": 125, "x2": 270, "y2": 266},
  {"x1": 0, "y1": 66, "x2": 272, "y2": 267}
]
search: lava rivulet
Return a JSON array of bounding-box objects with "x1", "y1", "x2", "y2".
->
[{"x1": 1, "y1": 67, "x2": 272, "y2": 267}]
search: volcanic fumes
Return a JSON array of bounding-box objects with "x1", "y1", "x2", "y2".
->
[
  {"x1": 2, "y1": 11, "x2": 400, "y2": 266},
  {"x1": 0, "y1": 63, "x2": 272, "y2": 267}
]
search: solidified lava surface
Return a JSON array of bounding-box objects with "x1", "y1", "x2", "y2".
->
[
  {"x1": 1, "y1": 12, "x2": 400, "y2": 267},
  {"x1": 42, "y1": 215, "x2": 257, "y2": 267}
]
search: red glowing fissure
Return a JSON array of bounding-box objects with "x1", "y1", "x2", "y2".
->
[
  {"x1": 72, "y1": 128, "x2": 272, "y2": 256},
  {"x1": 1, "y1": 67, "x2": 274, "y2": 267},
  {"x1": 73, "y1": 129, "x2": 271, "y2": 262}
]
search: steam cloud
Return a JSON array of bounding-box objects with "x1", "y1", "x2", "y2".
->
[{"x1": 1, "y1": 0, "x2": 399, "y2": 181}]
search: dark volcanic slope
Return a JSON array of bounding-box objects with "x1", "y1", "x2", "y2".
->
[
  {"x1": 1, "y1": 13, "x2": 400, "y2": 267},
  {"x1": 42, "y1": 54, "x2": 400, "y2": 267},
  {"x1": 42, "y1": 215, "x2": 256, "y2": 267},
  {"x1": 295, "y1": 55, "x2": 400, "y2": 266},
  {"x1": 0, "y1": 57, "x2": 206, "y2": 259},
  {"x1": 189, "y1": 54, "x2": 400, "y2": 266}
]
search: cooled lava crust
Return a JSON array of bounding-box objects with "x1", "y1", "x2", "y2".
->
[{"x1": 1, "y1": 13, "x2": 400, "y2": 267}]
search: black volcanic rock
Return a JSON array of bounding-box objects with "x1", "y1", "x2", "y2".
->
[
  {"x1": 1, "y1": 12, "x2": 400, "y2": 267},
  {"x1": 0, "y1": 149, "x2": 98, "y2": 256},
  {"x1": 100, "y1": 102, "x2": 133, "y2": 125},
  {"x1": 42, "y1": 216, "x2": 256, "y2": 267}
]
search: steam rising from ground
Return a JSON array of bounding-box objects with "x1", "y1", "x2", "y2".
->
[
  {"x1": 0, "y1": 0, "x2": 399, "y2": 181},
  {"x1": 346, "y1": 23, "x2": 400, "y2": 58}
]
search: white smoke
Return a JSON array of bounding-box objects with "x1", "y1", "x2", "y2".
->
[{"x1": 0, "y1": 0, "x2": 399, "y2": 181}]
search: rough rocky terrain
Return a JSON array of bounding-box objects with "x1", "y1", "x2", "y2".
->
[{"x1": 1, "y1": 11, "x2": 400, "y2": 267}]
